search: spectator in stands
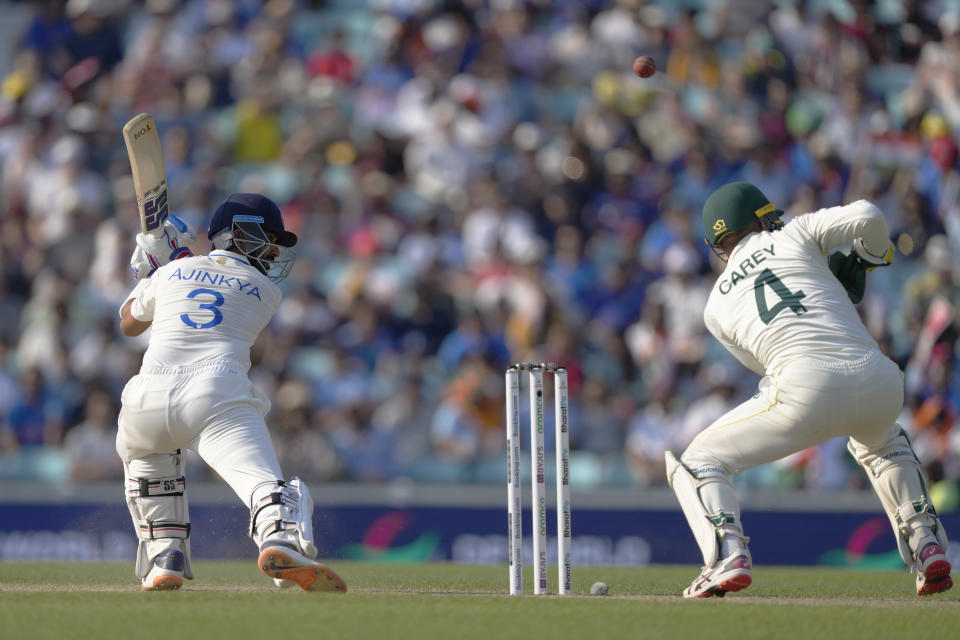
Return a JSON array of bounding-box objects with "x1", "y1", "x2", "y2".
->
[
  {"x1": 63, "y1": 388, "x2": 121, "y2": 481},
  {"x1": 2, "y1": 367, "x2": 64, "y2": 451}
]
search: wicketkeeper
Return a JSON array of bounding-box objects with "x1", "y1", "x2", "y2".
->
[
  {"x1": 117, "y1": 193, "x2": 346, "y2": 593},
  {"x1": 666, "y1": 182, "x2": 952, "y2": 598}
]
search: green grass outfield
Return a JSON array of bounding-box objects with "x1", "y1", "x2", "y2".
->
[{"x1": 2, "y1": 562, "x2": 959, "y2": 639}]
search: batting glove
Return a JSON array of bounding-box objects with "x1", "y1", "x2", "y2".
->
[
  {"x1": 851, "y1": 237, "x2": 894, "y2": 271},
  {"x1": 130, "y1": 214, "x2": 196, "y2": 279}
]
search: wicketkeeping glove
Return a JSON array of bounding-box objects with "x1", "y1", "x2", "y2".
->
[
  {"x1": 851, "y1": 237, "x2": 895, "y2": 270},
  {"x1": 130, "y1": 214, "x2": 196, "y2": 279},
  {"x1": 828, "y1": 250, "x2": 867, "y2": 304}
]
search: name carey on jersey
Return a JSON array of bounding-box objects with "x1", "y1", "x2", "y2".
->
[
  {"x1": 717, "y1": 244, "x2": 776, "y2": 295},
  {"x1": 167, "y1": 266, "x2": 263, "y2": 301}
]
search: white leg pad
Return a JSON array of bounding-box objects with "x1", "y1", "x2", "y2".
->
[
  {"x1": 848, "y1": 429, "x2": 948, "y2": 567},
  {"x1": 666, "y1": 451, "x2": 747, "y2": 568},
  {"x1": 249, "y1": 476, "x2": 318, "y2": 559},
  {"x1": 124, "y1": 451, "x2": 193, "y2": 580}
]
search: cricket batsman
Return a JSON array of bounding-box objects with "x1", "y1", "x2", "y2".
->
[
  {"x1": 117, "y1": 193, "x2": 346, "y2": 593},
  {"x1": 666, "y1": 182, "x2": 952, "y2": 598}
]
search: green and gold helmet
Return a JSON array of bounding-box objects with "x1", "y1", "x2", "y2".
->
[{"x1": 702, "y1": 182, "x2": 783, "y2": 248}]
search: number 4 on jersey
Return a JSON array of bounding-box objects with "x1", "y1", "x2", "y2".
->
[{"x1": 754, "y1": 268, "x2": 806, "y2": 324}]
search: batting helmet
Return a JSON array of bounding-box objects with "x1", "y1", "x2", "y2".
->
[
  {"x1": 207, "y1": 193, "x2": 297, "y2": 247},
  {"x1": 207, "y1": 193, "x2": 297, "y2": 283}
]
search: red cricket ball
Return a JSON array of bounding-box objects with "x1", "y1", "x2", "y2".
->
[{"x1": 633, "y1": 55, "x2": 656, "y2": 78}]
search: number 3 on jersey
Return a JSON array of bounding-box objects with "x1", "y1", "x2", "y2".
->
[
  {"x1": 180, "y1": 288, "x2": 225, "y2": 329},
  {"x1": 754, "y1": 268, "x2": 806, "y2": 324}
]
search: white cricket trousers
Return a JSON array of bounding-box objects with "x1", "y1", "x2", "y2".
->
[
  {"x1": 117, "y1": 359, "x2": 283, "y2": 502},
  {"x1": 682, "y1": 349, "x2": 904, "y2": 473}
]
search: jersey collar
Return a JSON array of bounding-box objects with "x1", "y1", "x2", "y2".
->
[{"x1": 727, "y1": 232, "x2": 758, "y2": 263}]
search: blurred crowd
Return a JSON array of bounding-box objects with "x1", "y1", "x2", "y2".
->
[{"x1": 0, "y1": 0, "x2": 959, "y2": 504}]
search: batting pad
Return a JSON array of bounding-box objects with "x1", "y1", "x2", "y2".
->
[
  {"x1": 124, "y1": 451, "x2": 194, "y2": 579},
  {"x1": 249, "y1": 476, "x2": 318, "y2": 559}
]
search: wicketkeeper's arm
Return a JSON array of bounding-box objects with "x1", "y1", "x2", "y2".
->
[{"x1": 796, "y1": 199, "x2": 894, "y2": 264}]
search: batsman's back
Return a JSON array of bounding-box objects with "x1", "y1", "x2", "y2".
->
[{"x1": 136, "y1": 251, "x2": 281, "y2": 372}]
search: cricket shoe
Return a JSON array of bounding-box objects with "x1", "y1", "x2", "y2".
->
[
  {"x1": 258, "y1": 542, "x2": 347, "y2": 593},
  {"x1": 683, "y1": 551, "x2": 752, "y2": 598},
  {"x1": 141, "y1": 549, "x2": 184, "y2": 591},
  {"x1": 915, "y1": 541, "x2": 952, "y2": 596}
]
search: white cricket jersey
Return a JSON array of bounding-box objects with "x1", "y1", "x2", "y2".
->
[
  {"x1": 124, "y1": 250, "x2": 281, "y2": 372},
  {"x1": 703, "y1": 200, "x2": 892, "y2": 375}
]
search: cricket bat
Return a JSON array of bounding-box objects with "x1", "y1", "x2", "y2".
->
[{"x1": 122, "y1": 113, "x2": 169, "y2": 237}]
